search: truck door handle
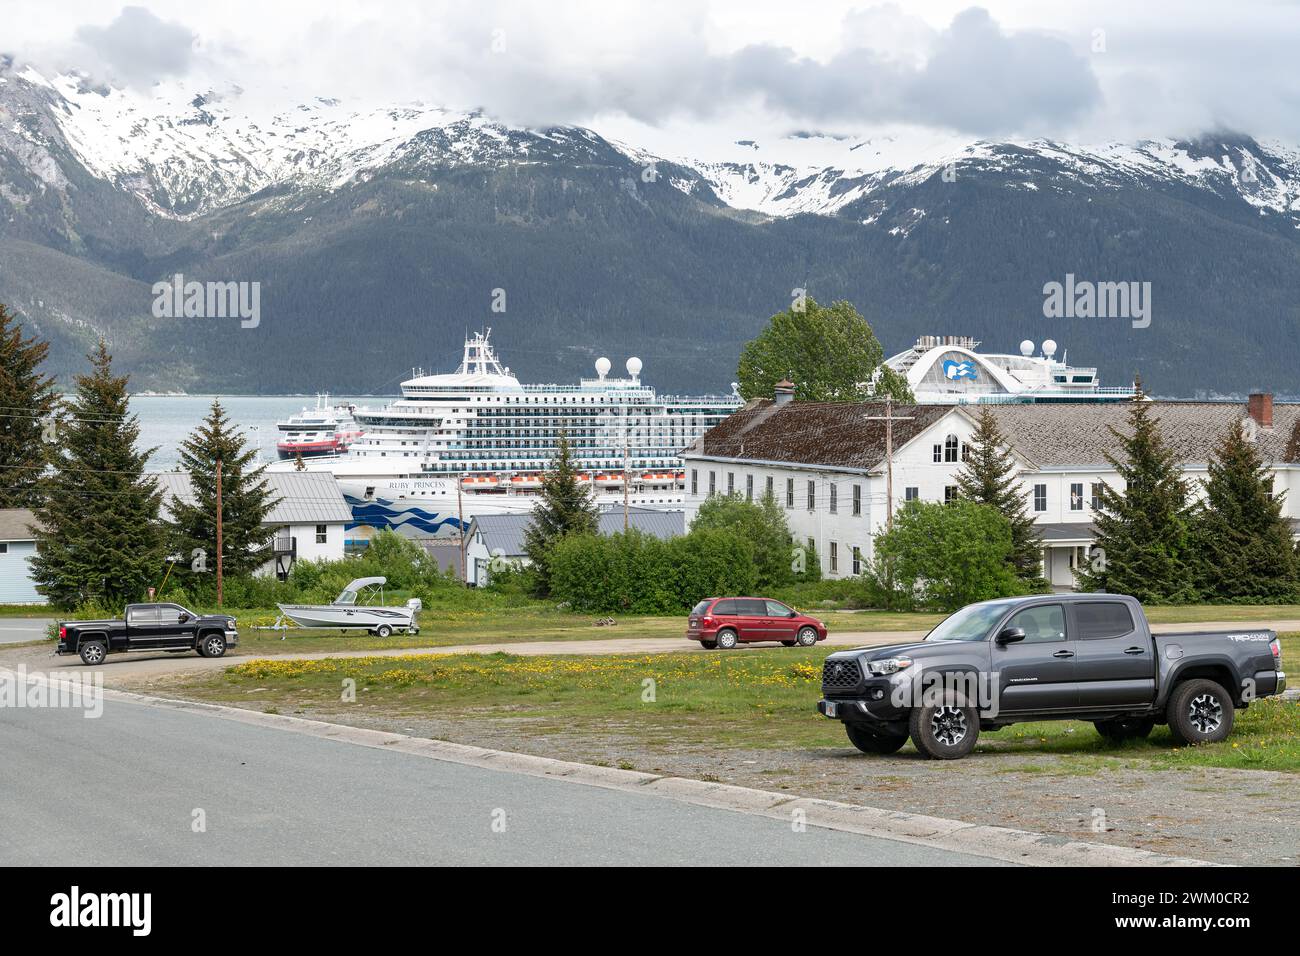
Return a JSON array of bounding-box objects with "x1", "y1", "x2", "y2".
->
[
  {"x1": 1052, "y1": 650, "x2": 1075, "y2": 658},
  {"x1": 1123, "y1": 646, "x2": 1145, "y2": 655}
]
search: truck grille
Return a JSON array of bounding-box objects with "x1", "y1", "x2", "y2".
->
[{"x1": 821, "y1": 658, "x2": 862, "y2": 690}]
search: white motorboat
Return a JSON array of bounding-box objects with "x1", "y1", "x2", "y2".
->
[{"x1": 276, "y1": 577, "x2": 418, "y2": 637}]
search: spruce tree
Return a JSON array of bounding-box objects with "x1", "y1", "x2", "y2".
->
[
  {"x1": 955, "y1": 407, "x2": 1047, "y2": 590},
  {"x1": 1189, "y1": 419, "x2": 1298, "y2": 602},
  {"x1": 1076, "y1": 386, "x2": 1196, "y2": 603},
  {"x1": 170, "y1": 399, "x2": 280, "y2": 582},
  {"x1": 523, "y1": 433, "x2": 599, "y2": 595},
  {"x1": 0, "y1": 303, "x2": 58, "y2": 508},
  {"x1": 30, "y1": 341, "x2": 164, "y2": 608}
]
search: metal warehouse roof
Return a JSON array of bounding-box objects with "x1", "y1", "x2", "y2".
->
[
  {"x1": 470, "y1": 507, "x2": 686, "y2": 557},
  {"x1": 151, "y1": 471, "x2": 353, "y2": 525}
]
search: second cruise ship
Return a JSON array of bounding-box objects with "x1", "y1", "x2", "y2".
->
[{"x1": 274, "y1": 330, "x2": 742, "y2": 537}]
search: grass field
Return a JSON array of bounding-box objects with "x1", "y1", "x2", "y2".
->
[{"x1": 158, "y1": 632, "x2": 1299, "y2": 774}]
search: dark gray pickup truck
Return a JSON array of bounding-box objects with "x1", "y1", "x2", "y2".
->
[{"x1": 818, "y1": 593, "x2": 1286, "y2": 759}]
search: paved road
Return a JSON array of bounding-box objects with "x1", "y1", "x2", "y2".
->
[
  {"x1": 0, "y1": 696, "x2": 1008, "y2": 866},
  {"x1": 6, "y1": 617, "x2": 1299, "y2": 687},
  {"x1": 0, "y1": 618, "x2": 52, "y2": 645}
]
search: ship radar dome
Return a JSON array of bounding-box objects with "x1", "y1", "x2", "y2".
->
[
  {"x1": 1042, "y1": 339, "x2": 1057, "y2": 358},
  {"x1": 626, "y1": 357, "x2": 643, "y2": 379},
  {"x1": 1019, "y1": 340, "x2": 1034, "y2": 357},
  {"x1": 595, "y1": 357, "x2": 612, "y2": 379}
]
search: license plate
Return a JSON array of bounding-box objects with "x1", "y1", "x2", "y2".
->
[{"x1": 824, "y1": 701, "x2": 838, "y2": 718}]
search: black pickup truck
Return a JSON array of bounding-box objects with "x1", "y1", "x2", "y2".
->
[
  {"x1": 818, "y1": 593, "x2": 1286, "y2": 759},
  {"x1": 56, "y1": 603, "x2": 239, "y2": 665}
]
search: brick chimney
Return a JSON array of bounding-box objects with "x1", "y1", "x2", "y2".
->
[
  {"x1": 774, "y1": 379, "x2": 795, "y2": 406},
  {"x1": 1248, "y1": 392, "x2": 1273, "y2": 428}
]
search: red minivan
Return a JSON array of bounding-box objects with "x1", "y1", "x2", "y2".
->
[{"x1": 687, "y1": 597, "x2": 828, "y2": 649}]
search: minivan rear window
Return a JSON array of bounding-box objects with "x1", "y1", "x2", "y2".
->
[
  {"x1": 712, "y1": 599, "x2": 737, "y2": 615},
  {"x1": 691, "y1": 601, "x2": 710, "y2": 616}
]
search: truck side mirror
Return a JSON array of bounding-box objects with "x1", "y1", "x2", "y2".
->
[{"x1": 996, "y1": 627, "x2": 1026, "y2": 645}]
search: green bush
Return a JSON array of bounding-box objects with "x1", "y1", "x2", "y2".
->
[
  {"x1": 867, "y1": 500, "x2": 1024, "y2": 611},
  {"x1": 690, "y1": 493, "x2": 794, "y2": 589}
]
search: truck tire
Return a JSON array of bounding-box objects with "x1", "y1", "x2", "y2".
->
[
  {"x1": 1167, "y1": 678, "x2": 1234, "y2": 746},
  {"x1": 1093, "y1": 717, "x2": 1156, "y2": 741},
  {"x1": 78, "y1": 639, "x2": 107, "y2": 666},
  {"x1": 715, "y1": 628, "x2": 738, "y2": 650},
  {"x1": 199, "y1": 633, "x2": 227, "y2": 659},
  {"x1": 845, "y1": 723, "x2": 908, "y2": 755},
  {"x1": 908, "y1": 696, "x2": 979, "y2": 759}
]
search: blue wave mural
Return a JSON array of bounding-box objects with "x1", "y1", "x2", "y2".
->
[{"x1": 344, "y1": 495, "x2": 465, "y2": 537}]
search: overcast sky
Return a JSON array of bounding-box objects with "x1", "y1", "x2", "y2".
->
[{"x1": 6, "y1": 1, "x2": 1299, "y2": 151}]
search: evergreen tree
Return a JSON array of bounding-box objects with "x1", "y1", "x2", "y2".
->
[
  {"x1": 1076, "y1": 386, "x2": 1197, "y2": 603},
  {"x1": 170, "y1": 399, "x2": 280, "y2": 582},
  {"x1": 523, "y1": 433, "x2": 599, "y2": 595},
  {"x1": 30, "y1": 341, "x2": 164, "y2": 608},
  {"x1": 955, "y1": 407, "x2": 1047, "y2": 590},
  {"x1": 737, "y1": 297, "x2": 914, "y2": 402},
  {"x1": 1188, "y1": 419, "x2": 1299, "y2": 602},
  {"x1": 0, "y1": 303, "x2": 57, "y2": 508}
]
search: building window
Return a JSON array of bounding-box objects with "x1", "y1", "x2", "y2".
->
[
  {"x1": 807, "y1": 480, "x2": 816, "y2": 511},
  {"x1": 852, "y1": 484, "x2": 861, "y2": 516},
  {"x1": 961, "y1": 442, "x2": 972, "y2": 462},
  {"x1": 786, "y1": 478, "x2": 794, "y2": 509},
  {"x1": 1033, "y1": 484, "x2": 1047, "y2": 512},
  {"x1": 944, "y1": 434, "x2": 959, "y2": 463},
  {"x1": 708, "y1": 471, "x2": 716, "y2": 496},
  {"x1": 852, "y1": 546, "x2": 861, "y2": 575},
  {"x1": 944, "y1": 485, "x2": 958, "y2": 504},
  {"x1": 829, "y1": 484, "x2": 838, "y2": 514},
  {"x1": 829, "y1": 541, "x2": 838, "y2": 573},
  {"x1": 690, "y1": 469, "x2": 697, "y2": 495},
  {"x1": 933, "y1": 443, "x2": 942, "y2": 463},
  {"x1": 745, "y1": 474, "x2": 753, "y2": 501},
  {"x1": 1070, "y1": 483, "x2": 1083, "y2": 511},
  {"x1": 727, "y1": 472, "x2": 735, "y2": 496},
  {"x1": 316, "y1": 524, "x2": 327, "y2": 544},
  {"x1": 765, "y1": 475, "x2": 774, "y2": 498},
  {"x1": 1090, "y1": 482, "x2": 1103, "y2": 510},
  {"x1": 905, "y1": 486, "x2": 919, "y2": 502},
  {"x1": 0, "y1": 542, "x2": 7, "y2": 554}
]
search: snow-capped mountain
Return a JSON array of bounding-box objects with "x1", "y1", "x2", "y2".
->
[
  {"x1": 6, "y1": 62, "x2": 1300, "y2": 225},
  {"x1": 3, "y1": 58, "x2": 1300, "y2": 400}
]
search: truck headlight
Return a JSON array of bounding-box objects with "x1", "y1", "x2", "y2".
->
[{"x1": 867, "y1": 657, "x2": 913, "y2": 675}]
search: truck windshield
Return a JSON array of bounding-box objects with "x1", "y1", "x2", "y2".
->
[{"x1": 926, "y1": 600, "x2": 1021, "y2": 642}]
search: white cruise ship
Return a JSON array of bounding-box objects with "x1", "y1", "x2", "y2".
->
[
  {"x1": 273, "y1": 331, "x2": 741, "y2": 538},
  {"x1": 881, "y1": 335, "x2": 1137, "y2": 404}
]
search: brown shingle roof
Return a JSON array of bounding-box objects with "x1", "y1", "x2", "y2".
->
[
  {"x1": 0, "y1": 508, "x2": 41, "y2": 541},
  {"x1": 962, "y1": 402, "x2": 1300, "y2": 467},
  {"x1": 688, "y1": 400, "x2": 954, "y2": 471}
]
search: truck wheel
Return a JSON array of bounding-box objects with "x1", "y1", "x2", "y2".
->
[
  {"x1": 846, "y1": 723, "x2": 908, "y2": 755},
  {"x1": 909, "y1": 697, "x2": 979, "y2": 759},
  {"x1": 796, "y1": 626, "x2": 818, "y2": 647},
  {"x1": 1167, "y1": 679, "x2": 1234, "y2": 746},
  {"x1": 716, "y1": 629, "x2": 738, "y2": 649},
  {"x1": 200, "y1": 634, "x2": 227, "y2": 659},
  {"x1": 1094, "y1": 717, "x2": 1156, "y2": 742},
  {"x1": 78, "y1": 640, "x2": 107, "y2": 666},
  {"x1": 375, "y1": 624, "x2": 393, "y2": 638}
]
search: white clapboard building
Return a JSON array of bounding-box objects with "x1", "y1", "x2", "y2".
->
[{"x1": 682, "y1": 385, "x2": 1293, "y2": 590}]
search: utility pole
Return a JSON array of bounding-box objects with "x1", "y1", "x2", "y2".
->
[
  {"x1": 456, "y1": 479, "x2": 466, "y2": 582},
  {"x1": 863, "y1": 397, "x2": 913, "y2": 533},
  {"x1": 215, "y1": 456, "x2": 224, "y2": 608}
]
